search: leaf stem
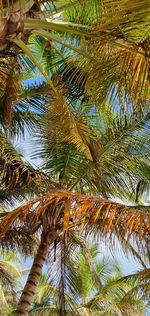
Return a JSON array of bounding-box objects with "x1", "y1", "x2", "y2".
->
[
  {"x1": 24, "y1": 19, "x2": 92, "y2": 37},
  {"x1": 32, "y1": 29, "x2": 91, "y2": 58}
]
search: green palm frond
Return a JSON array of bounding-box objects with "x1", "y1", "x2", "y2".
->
[
  {"x1": 0, "y1": 52, "x2": 47, "y2": 136},
  {"x1": 9, "y1": 39, "x2": 95, "y2": 160},
  {"x1": 28, "y1": 34, "x2": 68, "y2": 77},
  {"x1": 31, "y1": 240, "x2": 108, "y2": 315},
  {"x1": 92, "y1": 0, "x2": 150, "y2": 36},
  {"x1": 119, "y1": 269, "x2": 150, "y2": 305},
  {"x1": 41, "y1": 0, "x2": 149, "y2": 113},
  {"x1": 0, "y1": 254, "x2": 22, "y2": 308},
  {"x1": 58, "y1": 58, "x2": 86, "y2": 103},
  {"x1": 85, "y1": 267, "x2": 146, "y2": 315},
  {"x1": 78, "y1": 0, "x2": 150, "y2": 112},
  {"x1": 39, "y1": 107, "x2": 150, "y2": 199},
  {"x1": 30, "y1": 240, "x2": 147, "y2": 316},
  {"x1": 61, "y1": 0, "x2": 101, "y2": 26},
  {"x1": 122, "y1": 268, "x2": 150, "y2": 284},
  {"x1": 0, "y1": 249, "x2": 28, "y2": 313}
]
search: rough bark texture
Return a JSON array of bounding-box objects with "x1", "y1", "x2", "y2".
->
[{"x1": 15, "y1": 231, "x2": 52, "y2": 316}]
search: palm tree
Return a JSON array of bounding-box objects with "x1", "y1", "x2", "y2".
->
[
  {"x1": 0, "y1": 0, "x2": 149, "y2": 315},
  {"x1": 0, "y1": 0, "x2": 149, "y2": 198}
]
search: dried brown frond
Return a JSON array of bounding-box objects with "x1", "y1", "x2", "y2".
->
[
  {"x1": 137, "y1": 269, "x2": 150, "y2": 280},
  {"x1": 0, "y1": 190, "x2": 149, "y2": 241}
]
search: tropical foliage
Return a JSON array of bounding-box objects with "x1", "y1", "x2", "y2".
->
[
  {"x1": 30, "y1": 244, "x2": 147, "y2": 316},
  {"x1": 0, "y1": 0, "x2": 149, "y2": 315},
  {"x1": 0, "y1": 243, "x2": 148, "y2": 316},
  {"x1": 0, "y1": 250, "x2": 27, "y2": 316}
]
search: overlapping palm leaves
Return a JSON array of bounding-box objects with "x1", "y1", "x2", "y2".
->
[
  {"x1": 0, "y1": 131, "x2": 55, "y2": 203},
  {"x1": 40, "y1": 99, "x2": 150, "y2": 200},
  {"x1": 29, "y1": 244, "x2": 147, "y2": 316},
  {"x1": 0, "y1": 250, "x2": 26, "y2": 315},
  {"x1": 0, "y1": 0, "x2": 149, "y2": 115},
  {"x1": 0, "y1": 189, "x2": 150, "y2": 239},
  {"x1": 0, "y1": 0, "x2": 149, "y2": 152},
  {"x1": 0, "y1": 0, "x2": 149, "y2": 314},
  {"x1": 121, "y1": 268, "x2": 150, "y2": 306},
  {"x1": 0, "y1": 188, "x2": 149, "y2": 314}
]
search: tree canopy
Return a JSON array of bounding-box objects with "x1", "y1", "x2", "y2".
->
[{"x1": 0, "y1": 0, "x2": 149, "y2": 315}]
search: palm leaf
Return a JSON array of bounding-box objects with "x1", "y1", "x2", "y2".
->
[
  {"x1": 30, "y1": 239, "x2": 147, "y2": 316},
  {"x1": 0, "y1": 131, "x2": 55, "y2": 202},
  {"x1": 0, "y1": 262, "x2": 15, "y2": 287},
  {"x1": 80, "y1": 40, "x2": 149, "y2": 113},
  {"x1": 40, "y1": 108, "x2": 150, "y2": 199},
  {"x1": 0, "y1": 226, "x2": 38, "y2": 255},
  {"x1": 45, "y1": 90, "x2": 94, "y2": 160},
  {"x1": 0, "y1": 55, "x2": 22, "y2": 125},
  {"x1": 119, "y1": 269, "x2": 150, "y2": 305},
  {"x1": 0, "y1": 190, "x2": 149, "y2": 240}
]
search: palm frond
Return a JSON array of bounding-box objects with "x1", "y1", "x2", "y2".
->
[
  {"x1": 30, "y1": 238, "x2": 147, "y2": 316},
  {"x1": 0, "y1": 54, "x2": 22, "y2": 126},
  {"x1": 82, "y1": 39, "x2": 149, "y2": 112},
  {"x1": 136, "y1": 179, "x2": 150, "y2": 202},
  {"x1": 119, "y1": 269, "x2": 150, "y2": 305},
  {"x1": 0, "y1": 262, "x2": 15, "y2": 288},
  {"x1": 40, "y1": 108, "x2": 150, "y2": 200},
  {"x1": 0, "y1": 227, "x2": 38, "y2": 256},
  {"x1": 0, "y1": 131, "x2": 55, "y2": 203},
  {"x1": 93, "y1": 0, "x2": 150, "y2": 37},
  {"x1": 55, "y1": 0, "x2": 150, "y2": 112},
  {"x1": 44, "y1": 86, "x2": 95, "y2": 160},
  {"x1": 0, "y1": 190, "x2": 149, "y2": 240}
]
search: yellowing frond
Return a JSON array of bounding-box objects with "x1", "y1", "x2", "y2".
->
[
  {"x1": 84, "y1": 39, "x2": 150, "y2": 111},
  {"x1": 0, "y1": 190, "x2": 149, "y2": 241},
  {"x1": 45, "y1": 90, "x2": 93, "y2": 160},
  {"x1": 94, "y1": 0, "x2": 150, "y2": 36}
]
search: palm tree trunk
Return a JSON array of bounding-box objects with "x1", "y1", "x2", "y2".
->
[{"x1": 15, "y1": 231, "x2": 52, "y2": 316}]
